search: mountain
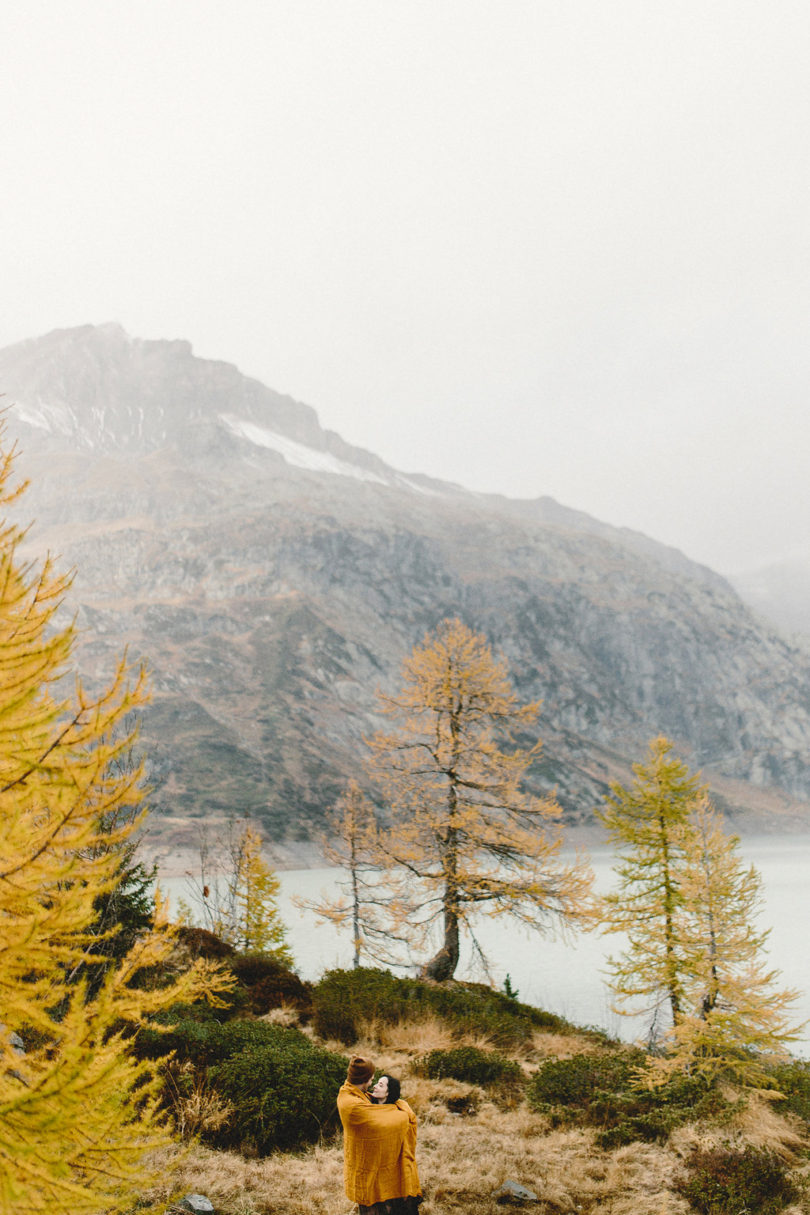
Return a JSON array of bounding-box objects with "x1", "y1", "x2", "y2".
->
[
  {"x1": 2, "y1": 323, "x2": 810, "y2": 848},
  {"x1": 729, "y1": 558, "x2": 810, "y2": 640}
]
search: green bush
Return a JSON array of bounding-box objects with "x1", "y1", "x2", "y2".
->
[
  {"x1": 527, "y1": 1051, "x2": 729, "y2": 1146},
  {"x1": 528, "y1": 1049, "x2": 651, "y2": 1112},
  {"x1": 136, "y1": 1006, "x2": 329, "y2": 1151},
  {"x1": 675, "y1": 1146, "x2": 801, "y2": 1215},
  {"x1": 312, "y1": 968, "x2": 568, "y2": 1048},
  {"x1": 228, "y1": 951, "x2": 313, "y2": 1018},
  {"x1": 212, "y1": 1019, "x2": 312, "y2": 1064},
  {"x1": 770, "y1": 1059, "x2": 810, "y2": 1124},
  {"x1": 136, "y1": 1012, "x2": 311, "y2": 1067},
  {"x1": 209, "y1": 1039, "x2": 348, "y2": 1153},
  {"x1": 135, "y1": 1010, "x2": 221, "y2": 1062},
  {"x1": 416, "y1": 1045, "x2": 523, "y2": 1088}
]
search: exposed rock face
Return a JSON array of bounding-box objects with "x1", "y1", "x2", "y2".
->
[{"x1": 2, "y1": 323, "x2": 810, "y2": 842}]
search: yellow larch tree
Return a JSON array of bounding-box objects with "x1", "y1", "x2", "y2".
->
[
  {"x1": 646, "y1": 796, "x2": 802, "y2": 1087},
  {"x1": 234, "y1": 821, "x2": 292, "y2": 961},
  {"x1": 294, "y1": 780, "x2": 411, "y2": 967},
  {"x1": 181, "y1": 817, "x2": 291, "y2": 962},
  {"x1": 368, "y1": 618, "x2": 593, "y2": 981},
  {"x1": 597, "y1": 736, "x2": 701, "y2": 1032},
  {"x1": 0, "y1": 444, "x2": 226, "y2": 1215}
]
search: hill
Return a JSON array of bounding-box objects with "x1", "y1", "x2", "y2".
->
[{"x1": 139, "y1": 962, "x2": 810, "y2": 1215}]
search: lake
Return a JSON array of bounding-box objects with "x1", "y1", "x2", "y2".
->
[{"x1": 159, "y1": 834, "x2": 810, "y2": 1054}]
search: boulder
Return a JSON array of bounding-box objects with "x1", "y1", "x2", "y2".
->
[
  {"x1": 493, "y1": 1178, "x2": 540, "y2": 1204},
  {"x1": 178, "y1": 1196, "x2": 215, "y2": 1214}
]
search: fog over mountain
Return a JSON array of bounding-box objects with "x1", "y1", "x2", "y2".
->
[
  {"x1": 2, "y1": 323, "x2": 810, "y2": 847},
  {"x1": 728, "y1": 560, "x2": 810, "y2": 642}
]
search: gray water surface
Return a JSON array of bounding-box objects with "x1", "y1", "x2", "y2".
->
[{"x1": 159, "y1": 834, "x2": 810, "y2": 1053}]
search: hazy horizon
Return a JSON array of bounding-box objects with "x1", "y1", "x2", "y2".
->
[{"x1": 3, "y1": 3, "x2": 809, "y2": 575}]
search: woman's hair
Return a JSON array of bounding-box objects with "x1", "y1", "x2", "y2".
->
[{"x1": 381, "y1": 1074, "x2": 401, "y2": 1103}]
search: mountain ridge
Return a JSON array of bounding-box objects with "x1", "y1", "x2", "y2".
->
[{"x1": 2, "y1": 323, "x2": 809, "y2": 843}]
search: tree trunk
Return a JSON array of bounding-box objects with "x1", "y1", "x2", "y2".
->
[
  {"x1": 421, "y1": 907, "x2": 460, "y2": 981},
  {"x1": 422, "y1": 701, "x2": 462, "y2": 982},
  {"x1": 658, "y1": 807, "x2": 681, "y2": 1026},
  {"x1": 350, "y1": 827, "x2": 360, "y2": 968}
]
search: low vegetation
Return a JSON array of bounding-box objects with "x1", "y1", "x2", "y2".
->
[
  {"x1": 126, "y1": 952, "x2": 810, "y2": 1215},
  {"x1": 527, "y1": 1049, "x2": 734, "y2": 1148},
  {"x1": 674, "y1": 1145, "x2": 803, "y2": 1215},
  {"x1": 312, "y1": 965, "x2": 569, "y2": 1048},
  {"x1": 415, "y1": 1045, "x2": 523, "y2": 1090}
]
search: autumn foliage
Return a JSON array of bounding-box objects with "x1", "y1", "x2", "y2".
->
[
  {"x1": 369, "y1": 618, "x2": 592, "y2": 980},
  {"x1": 0, "y1": 445, "x2": 224, "y2": 1214},
  {"x1": 599, "y1": 736, "x2": 801, "y2": 1086}
]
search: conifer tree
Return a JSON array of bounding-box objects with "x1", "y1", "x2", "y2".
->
[
  {"x1": 234, "y1": 822, "x2": 292, "y2": 961},
  {"x1": 598, "y1": 736, "x2": 701, "y2": 1030},
  {"x1": 0, "y1": 444, "x2": 225, "y2": 1215},
  {"x1": 368, "y1": 618, "x2": 592, "y2": 981},
  {"x1": 646, "y1": 797, "x2": 802, "y2": 1087},
  {"x1": 600, "y1": 739, "x2": 802, "y2": 1085},
  {"x1": 182, "y1": 817, "x2": 291, "y2": 963},
  {"x1": 294, "y1": 780, "x2": 410, "y2": 967}
]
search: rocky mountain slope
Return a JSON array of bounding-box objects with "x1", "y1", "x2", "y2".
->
[
  {"x1": 2, "y1": 323, "x2": 810, "y2": 844},
  {"x1": 729, "y1": 557, "x2": 810, "y2": 640}
]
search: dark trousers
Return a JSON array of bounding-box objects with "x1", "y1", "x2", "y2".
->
[{"x1": 359, "y1": 1199, "x2": 421, "y2": 1215}]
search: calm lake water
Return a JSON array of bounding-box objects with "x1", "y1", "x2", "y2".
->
[{"x1": 159, "y1": 835, "x2": 810, "y2": 1054}]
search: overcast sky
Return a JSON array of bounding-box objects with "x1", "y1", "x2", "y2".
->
[{"x1": 2, "y1": 2, "x2": 809, "y2": 574}]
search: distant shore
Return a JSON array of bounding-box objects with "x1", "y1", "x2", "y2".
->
[{"x1": 137, "y1": 811, "x2": 810, "y2": 878}]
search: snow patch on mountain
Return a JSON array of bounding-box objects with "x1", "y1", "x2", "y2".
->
[
  {"x1": 220, "y1": 413, "x2": 443, "y2": 496},
  {"x1": 12, "y1": 399, "x2": 72, "y2": 434},
  {"x1": 221, "y1": 414, "x2": 390, "y2": 484}
]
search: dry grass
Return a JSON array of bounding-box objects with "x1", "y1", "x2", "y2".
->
[
  {"x1": 161, "y1": 1061, "x2": 234, "y2": 1141},
  {"x1": 419, "y1": 1106, "x2": 695, "y2": 1214},
  {"x1": 530, "y1": 1027, "x2": 606, "y2": 1060},
  {"x1": 352, "y1": 1013, "x2": 458, "y2": 1055},
  {"x1": 140, "y1": 1140, "x2": 347, "y2": 1215},
  {"x1": 135, "y1": 1099, "x2": 713, "y2": 1215},
  {"x1": 131, "y1": 1015, "x2": 810, "y2": 1215},
  {"x1": 733, "y1": 1091, "x2": 808, "y2": 1159},
  {"x1": 668, "y1": 1089, "x2": 809, "y2": 1170},
  {"x1": 259, "y1": 1004, "x2": 301, "y2": 1028}
]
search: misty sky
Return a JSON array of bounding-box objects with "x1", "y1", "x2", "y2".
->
[{"x1": 2, "y1": 2, "x2": 809, "y2": 575}]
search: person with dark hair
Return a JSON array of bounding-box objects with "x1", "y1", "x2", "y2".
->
[
  {"x1": 337, "y1": 1057, "x2": 422, "y2": 1215},
  {"x1": 371, "y1": 1074, "x2": 401, "y2": 1104}
]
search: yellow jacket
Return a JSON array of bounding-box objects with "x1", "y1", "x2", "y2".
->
[{"x1": 337, "y1": 1082, "x2": 421, "y2": 1206}]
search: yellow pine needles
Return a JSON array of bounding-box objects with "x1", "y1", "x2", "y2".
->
[
  {"x1": 0, "y1": 442, "x2": 227, "y2": 1214},
  {"x1": 368, "y1": 618, "x2": 593, "y2": 980}
]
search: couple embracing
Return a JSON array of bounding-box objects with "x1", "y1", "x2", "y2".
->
[{"x1": 337, "y1": 1055, "x2": 423, "y2": 1215}]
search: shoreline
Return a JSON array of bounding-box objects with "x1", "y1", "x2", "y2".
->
[{"x1": 136, "y1": 813, "x2": 810, "y2": 878}]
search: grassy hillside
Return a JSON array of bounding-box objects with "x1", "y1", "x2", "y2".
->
[{"x1": 132, "y1": 961, "x2": 810, "y2": 1215}]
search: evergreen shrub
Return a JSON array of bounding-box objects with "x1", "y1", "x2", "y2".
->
[
  {"x1": 527, "y1": 1050, "x2": 729, "y2": 1146},
  {"x1": 209, "y1": 1040, "x2": 348, "y2": 1153},
  {"x1": 136, "y1": 1012, "x2": 310, "y2": 1067},
  {"x1": 770, "y1": 1059, "x2": 810, "y2": 1124},
  {"x1": 415, "y1": 1045, "x2": 523, "y2": 1088},
  {"x1": 211, "y1": 1019, "x2": 312, "y2": 1064},
  {"x1": 528, "y1": 1049, "x2": 640, "y2": 1111},
  {"x1": 228, "y1": 951, "x2": 313, "y2": 1018},
  {"x1": 135, "y1": 1011, "x2": 221, "y2": 1063},
  {"x1": 175, "y1": 925, "x2": 237, "y2": 959},
  {"x1": 675, "y1": 1146, "x2": 801, "y2": 1215},
  {"x1": 312, "y1": 968, "x2": 567, "y2": 1047}
]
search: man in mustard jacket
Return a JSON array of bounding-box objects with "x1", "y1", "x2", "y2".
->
[{"x1": 337, "y1": 1055, "x2": 422, "y2": 1213}]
